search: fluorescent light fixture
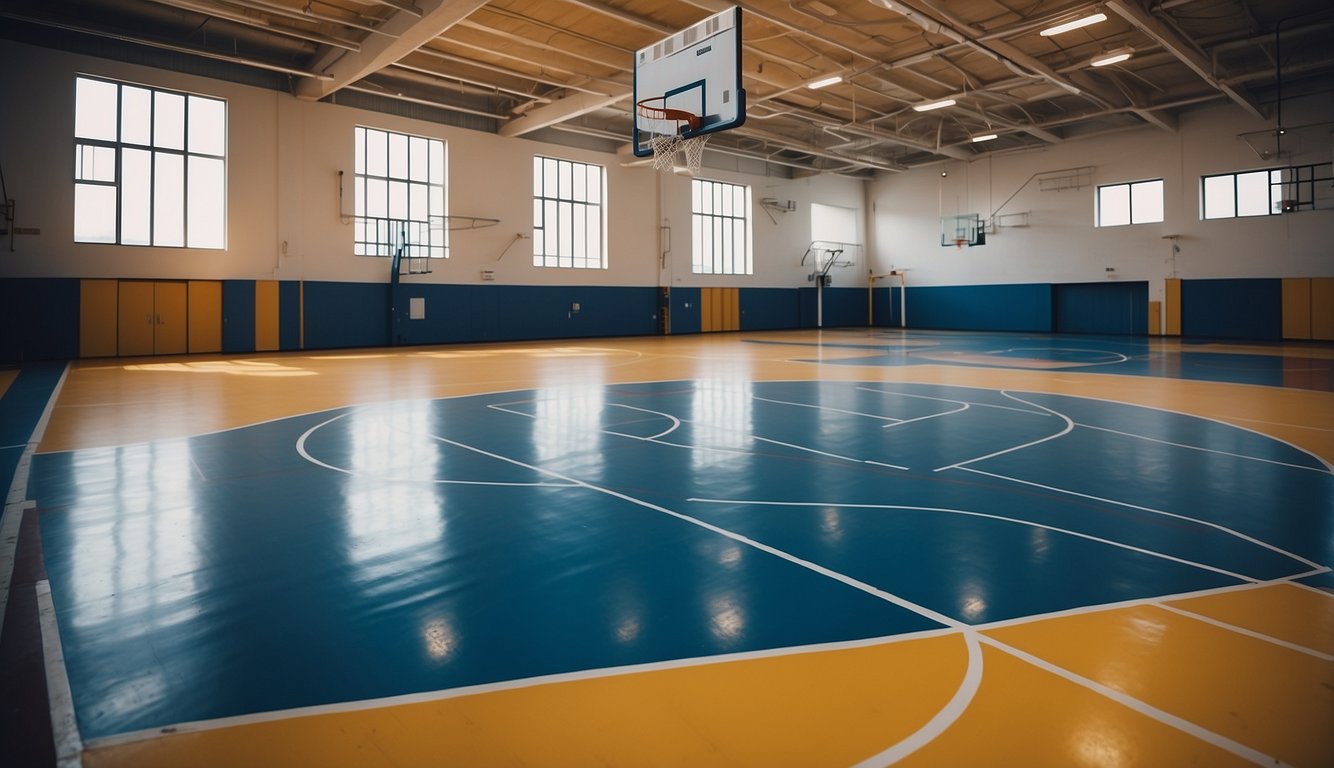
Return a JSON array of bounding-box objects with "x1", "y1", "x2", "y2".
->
[
  {"x1": 808, "y1": 75, "x2": 843, "y2": 90},
  {"x1": 971, "y1": 133, "x2": 998, "y2": 143},
  {"x1": 1039, "y1": 12, "x2": 1107, "y2": 36},
  {"x1": 912, "y1": 98, "x2": 956, "y2": 112},
  {"x1": 1090, "y1": 48, "x2": 1133, "y2": 67}
]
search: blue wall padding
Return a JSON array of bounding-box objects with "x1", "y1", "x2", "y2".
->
[
  {"x1": 393, "y1": 284, "x2": 657, "y2": 345},
  {"x1": 906, "y1": 284, "x2": 1053, "y2": 332},
  {"x1": 671, "y1": 287, "x2": 701, "y2": 335},
  {"x1": 279, "y1": 281, "x2": 302, "y2": 350},
  {"x1": 1181, "y1": 278, "x2": 1282, "y2": 340},
  {"x1": 739, "y1": 288, "x2": 800, "y2": 330},
  {"x1": 820, "y1": 287, "x2": 870, "y2": 328},
  {"x1": 221, "y1": 280, "x2": 256, "y2": 353},
  {"x1": 1053, "y1": 281, "x2": 1148, "y2": 335},
  {"x1": 798, "y1": 287, "x2": 818, "y2": 328},
  {"x1": 301, "y1": 281, "x2": 389, "y2": 350},
  {"x1": 870, "y1": 286, "x2": 901, "y2": 328},
  {"x1": 0, "y1": 279, "x2": 79, "y2": 361}
]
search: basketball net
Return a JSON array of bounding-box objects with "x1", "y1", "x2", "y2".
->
[{"x1": 639, "y1": 98, "x2": 708, "y2": 176}]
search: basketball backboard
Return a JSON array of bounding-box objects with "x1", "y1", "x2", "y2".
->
[{"x1": 632, "y1": 6, "x2": 746, "y2": 158}]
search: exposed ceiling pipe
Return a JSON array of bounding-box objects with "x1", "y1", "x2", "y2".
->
[
  {"x1": 0, "y1": 11, "x2": 332, "y2": 79},
  {"x1": 220, "y1": 0, "x2": 396, "y2": 37},
  {"x1": 142, "y1": 0, "x2": 362, "y2": 50}
]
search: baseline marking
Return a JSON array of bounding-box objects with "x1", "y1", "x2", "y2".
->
[{"x1": 1077, "y1": 422, "x2": 1329, "y2": 474}]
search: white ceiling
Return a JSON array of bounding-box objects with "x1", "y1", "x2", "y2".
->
[{"x1": 4, "y1": 0, "x2": 1332, "y2": 176}]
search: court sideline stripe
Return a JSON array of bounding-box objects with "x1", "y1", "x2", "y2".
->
[
  {"x1": 1076, "y1": 422, "x2": 1330, "y2": 474},
  {"x1": 1, "y1": 363, "x2": 68, "y2": 643},
  {"x1": 38, "y1": 580, "x2": 83, "y2": 768}
]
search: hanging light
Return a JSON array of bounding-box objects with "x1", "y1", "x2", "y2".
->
[
  {"x1": 807, "y1": 75, "x2": 843, "y2": 90},
  {"x1": 1040, "y1": 13, "x2": 1107, "y2": 36},
  {"x1": 1090, "y1": 48, "x2": 1134, "y2": 67},
  {"x1": 971, "y1": 133, "x2": 998, "y2": 143},
  {"x1": 912, "y1": 98, "x2": 956, "y2": 112}
]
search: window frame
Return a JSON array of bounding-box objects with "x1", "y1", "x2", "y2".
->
[
  {"x1": 353, "y1": 125, "x2": 448, "y2": 259},
  {"x1": 691, "y1": 178, "x2": 753, "y2": 275},
  {"x1": 531, "y1": 155, "x2": 607, "y2": 269},
  {"x1": 73, "y1": 74, "x2": 227, "y2": 249},
  {"x1": 1200, "y1": 168, "x2": 1285, "y2": 220},
  {"x1": 1094, "y1": 178, "x2": 1163, "y2": 228}
]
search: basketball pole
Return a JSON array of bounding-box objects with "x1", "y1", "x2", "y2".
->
[{"x1": 868, "y1": 270, "x2": 907, "y2": 329}]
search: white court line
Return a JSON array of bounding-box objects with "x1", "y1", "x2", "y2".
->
[
  {"x1": 750, "y1": 394, "x2": 903, "y2": 423},
  {"x1": 686, "y1": 498, "x2": 1255, "y2": 583},
  {"x1": 490, "y1": 401, "x2": 683, "y2": 441},
  {"x1": 855, "y1": 385, "x2": 1052, "y2": 416},
  {"x1": 880, "y1": 401, "x2": 968, "y2": 430},
  {"x1": 0, "y1": 500, "x2": 34, "y2": 640},
  {"x1": 864, "y1": 460, "x2": 911, "y2": 471},
  {"x1": 37, "y1": 581, "x2": 84, "y2": 768},
  {"x1": 294, "y1": 413, "x2": 575, "y2": 487},
  {"x1": 84, "y1": 625, "x2": 961, "y2": 750},
  {"x1": 978, "y1": 634, "x2": 1289, "y2": 767},
  {"x1": 850, "y1": 632, "x2": 983, "y2": 768},
  {"x1": 752, "y1": 435, "x2": 863, "y2": 463},
  {"x1": 934, "y1": 391, "x2": 1074, "y2": 471},
  {"x1": 974, "y1": 570, "x2": 1331, "y2": 634},
  {"x1": 1153, "y1": 603, "x2": 1334, "y2": 661},
  {"x1": 1076, "y1": 422, "x2": 1330, "y2": 474},
  {"x1": 1, "y1": 363, "x2": 69, "y2": 644},
  {"x1": 952, "y1": 465, "x2": 1324, "y2": 571}
]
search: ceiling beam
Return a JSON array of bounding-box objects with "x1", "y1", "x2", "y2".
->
[
  {"x1": 294, "y1": 0, "x2": 488, "y2": 101},
  {"x1": 499, "y1": 90, "x2": 631, "y2": 137},
  {"x1": 1104, "y1": 0, "x2": 1265, "y2": 119}
]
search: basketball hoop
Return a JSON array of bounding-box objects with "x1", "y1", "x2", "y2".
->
[
  {"x1": 954, "y1": 238, "x2": 967, "y2": 249},
  {"x1": 638, "y1": 97, "x2": 709, "y2": 176}
]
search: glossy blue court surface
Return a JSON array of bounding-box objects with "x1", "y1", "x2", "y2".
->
[{"x1": 29, "y1": 376, "x2": 1333, "y2": 740}]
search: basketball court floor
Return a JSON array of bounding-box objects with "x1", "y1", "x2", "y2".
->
[{"x1": 2, "y1": 328, "x2": 1332, "y2": 766}]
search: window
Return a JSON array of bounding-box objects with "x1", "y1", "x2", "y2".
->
[
  {"x1": 692, "y1": 178, "x2": 752, "y2": 275},
  {"x1": 1095, "y1": 179, "x2": 1163, "y2": 227},
  {"x1": 354, "y1": 126, "x2": 447, "y2": 258},
  {"x1": 1201, "y1": 169, "x2": 1284, "y2": 219},
  {"x1": 532, "y1": 156, "x2": 606, "y2": 269},
  {"x1": 73, "y1": 75, "x2": 226, "y2": 248}
]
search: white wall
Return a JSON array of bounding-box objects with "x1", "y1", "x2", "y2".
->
[
  {"x1": 0, "y1": 40, "x2": 867, "y2": 290},
  {"x1": 867, "y1": 92, "x2": 1334, "y2": 304}
]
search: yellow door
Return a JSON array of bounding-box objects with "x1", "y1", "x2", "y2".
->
[
  {"x1": 1148, "y1": 300, "x2": 1162, "y2": 336},
  {"x1": 1281, "y1": 278, "x2": 1311, "y2": 340},
  {"x1": 188, "y1": 281, "x2": 222, "y2": 354},
  {"x1": 153, "y1": 281, "x2": 188, "y2": 355},
  {"x1": 117, "y1": 281, "x2": 155, "y2": 357},
  {"x1": 726, "y1": 287, "x2": 740, "y2": 331},
  {"x1": 1164, "y1": 278, "x2": 1181, "y2": 336},
  {"x1": 255, "y1": 280, "x2": 280, "y2": 351},
  {"x1": 80, "y1": 279, "x2": 119, "y2": 357},
  {"x1": 699, "y1": 288, "x2": 714, "y2": 332},
  {"x1": 1312, "y1": 277, "x2": 1334, "y2": 341}
]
